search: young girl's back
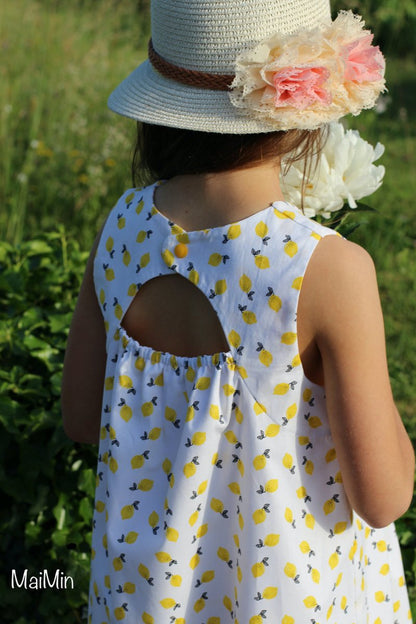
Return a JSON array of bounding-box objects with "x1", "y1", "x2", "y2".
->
[
  {"x1": 62, "y1": 0, "x2": 414, "y2": 622},
  {"x1": 82, "y1": 178, "x2": 409, "y2": 623}
]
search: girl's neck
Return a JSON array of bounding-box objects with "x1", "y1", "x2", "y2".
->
[{"x1": 154, "y1": 161, "x2": 285, "y2": 231}]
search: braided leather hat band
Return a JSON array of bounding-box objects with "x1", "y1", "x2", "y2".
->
[{"x1": 148, "y1": 39, "x2": 234, "y2": 92}]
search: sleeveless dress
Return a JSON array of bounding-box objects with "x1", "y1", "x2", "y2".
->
[{"x1": 89, "y1": 181, "x2": 412, "y2": 624}]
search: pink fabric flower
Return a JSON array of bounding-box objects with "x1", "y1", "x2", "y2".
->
[
  {"x1": 344, "y1": 34, "x2": 385, "y2": 82},
  {"x1": 272, "y1": 66, "x2": 331, "y2": 110}
]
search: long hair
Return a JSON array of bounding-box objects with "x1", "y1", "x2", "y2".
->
[{"x1": 132, "y1": 123, "x2": 327, "y2": 206}]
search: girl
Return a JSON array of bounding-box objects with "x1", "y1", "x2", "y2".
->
[{"x1": 62, "y1": 1, "x2": 414, "y2": 622}]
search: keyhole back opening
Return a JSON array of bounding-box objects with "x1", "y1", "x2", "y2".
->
[{"x1": 121, "y1": 274, "x2": 230, "y2": 358}]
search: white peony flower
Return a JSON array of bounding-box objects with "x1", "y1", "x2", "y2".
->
[{"x1": 280, "y1": 121, "x2": 385, "y2": 218}]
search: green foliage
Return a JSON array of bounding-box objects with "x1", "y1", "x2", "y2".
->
[{"x1": 0, "y1": 230, "x2": 95, "y2": 622}]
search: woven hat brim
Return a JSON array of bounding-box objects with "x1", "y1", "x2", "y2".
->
[{"x1": 107, "y1": 60, "x2": 277, "y2": 134}]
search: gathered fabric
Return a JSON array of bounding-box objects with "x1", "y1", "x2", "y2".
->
[{"x1": 89, "y1": 182, "x2": 411, "y2": 623}]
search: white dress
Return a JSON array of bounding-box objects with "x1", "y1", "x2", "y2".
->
[{"x1": 89, "y1": 181, "x2": 412, "y2": 624}]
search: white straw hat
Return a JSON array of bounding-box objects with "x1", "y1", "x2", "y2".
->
[{"x1": 108, "y1": 0, "x2": 385, "y2": 133}]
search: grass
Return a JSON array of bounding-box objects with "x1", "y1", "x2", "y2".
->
[
  {"x1": 1, "y1": 0, "x2": 416, "y2": 616},
  {"x1": 0, "y1": 0, "x2": 147, "y2": 245}
]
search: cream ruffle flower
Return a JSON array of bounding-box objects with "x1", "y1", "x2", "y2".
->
[
  {"x1": 280, "y1": 122, "x2": 385, "y2": 218},
  {"x1": 230, "y1": 11, "x2": 385, "y2": 130}
]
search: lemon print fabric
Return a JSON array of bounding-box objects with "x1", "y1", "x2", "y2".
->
[{"x1": 88, "y1": 182, "x2": 412, "y2": 623}]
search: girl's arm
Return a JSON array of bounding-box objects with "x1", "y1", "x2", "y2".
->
[
  {"x1": 61, "y1": 234, "x2": 106, "y2": 444},
  {"x1": 299, "y1": 235, "x2": 414, "y2": 528}
]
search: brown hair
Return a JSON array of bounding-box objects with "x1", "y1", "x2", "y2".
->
[{"x1": 132, "y1": 122, "x2": 327, "y2": 192}]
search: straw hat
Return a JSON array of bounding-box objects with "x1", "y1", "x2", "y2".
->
[{"x1": 108, "y1": 0, "x2": 385, "y2": 133}]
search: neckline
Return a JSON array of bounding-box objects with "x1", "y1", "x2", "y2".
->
[{"x1": 150, "y1": 180, "x2": 299, "y2": 235}]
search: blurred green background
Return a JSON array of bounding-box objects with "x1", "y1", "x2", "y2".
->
[{"x1": 0, "y1": 0, "x2": 415, "y2": 621}]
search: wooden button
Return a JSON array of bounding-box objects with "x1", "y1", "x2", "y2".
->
[{"x1": 174, "y1": 243, "x2": 188, "y2": 258}]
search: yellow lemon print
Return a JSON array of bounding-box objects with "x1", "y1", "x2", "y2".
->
[
  {"x1": 242, "y1": 309, "x2": 257, "y2": 324},
  {"x1": 323, "y1": 498, "x2": 336, "y2": 515},
  {"x1": 189, "y1": 553, "x2": 200, "y2": 569},
  {"x1": 253, "y1": 454, "x2": 267, "y2": 470},
  {"x1": 284, "y1": 239, "x2": 298, "y2": 257},
  {"x1": 325, "y1": 448, "x2": 337, "y2": 462},
  {"x1": 166, "y1": 527, "x2": 179, "y2": 542},
  {"x1": 225, "y1": 430, "x2": 238, "y2": 444},
  {"x1": 273, "y1": 383, "x2": 290, "y2": 395},
  {"x1": 304, "y1": 460, "x2": 314, "y2": 475},
  {"x1": 334, "y1": 522, "x2": 348, "y2": 535},
  {"x1": 142, "y1": 613, "x2": 154, "y2": 624},
  {"x1": 162, "y1": 249, "x2": 174, "y2": 267},
  {"x1": 329, "y1": 551, "x2": 340, "y2": 569},
  {"x1": 284, "y1": 508, "x2": 294, "y2": 524},
  {"x1": 210, "y1": 498, "x2": 225, "y2": 514},
  {"x1": 251, "y1": 561, "x2": 265, "y2": 577},
  {"x1": 281, "y1": 332, "x2": 297, "y2": 345},
  {"x1": 141, "y1": 402, "x2": 154, "y2": 417},
  {"x1": 255, "y1": 221, "x2": 268, "y2": 238},
  {"x1": 209, "y1": 252, "x2": 222, "y2": 266},
  {"x1": 292, "y1": 276, "x2": 303, "y2": 290},
  {"x1": 125, "y1": 531, "x2": 138, "y2": 544},
  {"x1": 183, "y1": 462, "x2": 197, "y2": 478},
  {"x1": 268, "y1": 293, "x2": 282, "y2": 313},
  {"x1": 120, "y1": 404, "x2": 132, "y2": 422},
  {"x1": 105, "y1": 267, "x2": 115, "y2": 281},
  {"x1": 136, "y1": 230, "x2": 147, "y2": 243},
  {"x1": 189, "y1": 268, "x2": 199, "y2": 285},
  {"x1": 259, "y1": 348, "x2": 273, "y2": 367},
  {"x1": 201, "y1": 570, "x2": 215, "y2": 583},
  {"x1": 155, "y1": 551, "x2": 172, "y2": 564},
  {"x1": 228, "y1": 482, "x2": 241, "y2": 495},
  {"x1": 215, "y1": 279, "x2": 227, "y2": 295},
  {"x1": 105, "y1": 236, "x2": 114, "y2": 252},
  {"x1": 252, "y1": 508, "x2": 267, "y2": 525},
  {"x1": 264, "y1": 534, "x2": 280, "y2": 547},
  {"x1": 160, "y1": 598, "x2": 176, "y2": 609},
  {"x1": 192, "y1": 431, "x2": 206, "y2": 445},
  {"x1": 123, "y1": 582, "x2": 135, "y2": 594},
  {"x1": 196, "y1": 523, "x2": 208, "y2": 538},
  {"x1": 109, "y1": 457, "x2": 118, "y2": 474},
  {"x1": 227, "y1": 224, "x2": 241, "y2": 240},
  {"x1": 188, "y1": 510, "x2": 199, "y2": 526},
  {"x1": 254, "y1": 255, "x2": 270, "y2": 269},
  {"x1": 284, "y1": 562, "x2": 297, "y2": 579},
  {"x1": 114, "y1": 606, "x2": 126, "y2": 620},
  {"x1": 195, "y1": 377, "x2": 211, "y2": 390},
  {"x1": 282, "y1": 453, "x2": 294, "y2": 470},
  {"x1": 121, "y1": 505, "x2": 134, "y2": 520},
  {"x1": 122, "y1": 248, "x2": 131, "y2": 266},
  {"x1": 114, "y1": 303, "x2": 123, "y2": 320},
  {"x1": 239, "y1": 274, "x2": 252, "y2": 292},
  {"x1": 254, "y1": 401, "x2": 267, "y2": 415},
  {"x1": 265, "y1": 479, "x2": 278, "y2": 493},
  {"x1": 263, "y1": 586, "x2": 278, "y2": 599},
  {"x1": 119, "y1": 375, "x2": 133, "y2": 389},
  {"x1": 113, "y1": 555, "x2": 124, "y2": 571},
  {"x1": 303, "y1": 596, "x2": 318, "y2": 609},
  {"x1": 128, "y1": 283, "x2": 138, "y2": 297},
  {"x1": 170, "y1": 574, "x2": 182, "y2": 587},
  {"x1": 137, "y1": 478, "x2": 153, "y2": 491},
  {"x1": 217, "y1": 546, "x2": 230, "y2": 562}
]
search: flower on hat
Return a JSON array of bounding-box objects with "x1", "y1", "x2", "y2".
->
[
  {"x1": 280, "y1": 121, "x2": 385, "y2": 220},
  {"x1": 230, "y1": 11, "x2": 385, "y2": 130}
]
